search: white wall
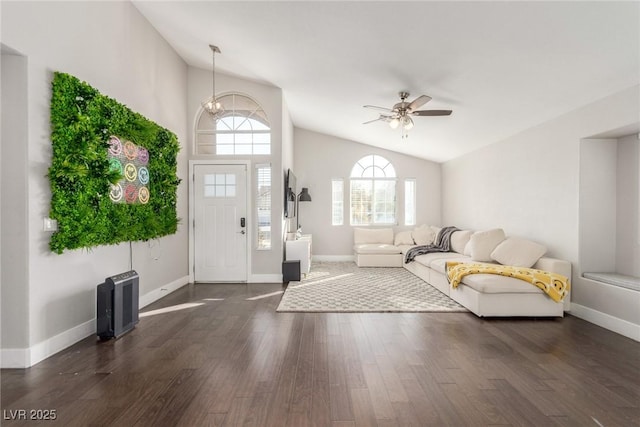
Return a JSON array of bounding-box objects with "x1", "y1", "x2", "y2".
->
[
  {"x1": 1, "y1": 1, "x2": 189, "y2": 367},
  {"x1": 187, "y1": 67, "x2": 285, "y2": 276},
  {"x1": 616, "y1": 134, "x2": 640, "y2": 277},
  {"x1": 282, "y1": 98, "x2": 295, "y2": 251},
  {"x1": 442, "y1": 85, "x2": 640, "y2": 338},
  {"x1": 294, "y1": 128, "x2": 441, "y2": 257},
  {"x1": 1, "y1": 50, "x2": 29, "y2": 350},
  {"x1": 579, "y1": 139, "x2": 617, "y2": 273}
]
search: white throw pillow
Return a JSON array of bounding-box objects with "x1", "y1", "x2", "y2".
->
[
  {"x1": 394, "y1": 230, "x2": 415, "y2": 246},
  {"x1": 469, "y1": 228, "x2": 506, "y2": 261},
  {"x1": 463, "y1": 239, "x2": 473, "y2": 256},
  {"x1": 450, "y1": 230, "x2": 473, "y2": 254},
  {"x1": 412, "y1": 225, "x2": 436, "y2": 245},
  {"x1": 431, "y1": 226, "x2": 442, "y2": 242},
  {"x1": 491, "y1": 237, "x2": 547, "y2": 268}
]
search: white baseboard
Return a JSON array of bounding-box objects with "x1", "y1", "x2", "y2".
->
[
  {"x1": 139, "y1": 275, "x2": 189, "y2": 309},
  {"x1": 1, "y1": 276, "x2": 190, "y2": 369},
  {"x1": 313, "y1": 255, "x2": 355, "y2": 262},
  {"x1": 0, "y1": 348, "x2": 30, "y2": 369},
  {"x1": 249, "y1": 274, "x2": 283, "y2": 283},
  {"x1": 570, "y1": 303, "x2": 640, "y2": 342},
  {"x1": 29, "y1": 318, "x2": 96, "y2": 367}
]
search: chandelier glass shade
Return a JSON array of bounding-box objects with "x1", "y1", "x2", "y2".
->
[
  {"x1": 402, "y1": 116, "x2": 414, "y2": 130},
  {"x1": 388, "y1": 112, "x2": 414, "y2": 138},
  {"x1": 202, "y1": 44, "x2": 224, "y2": 121}
]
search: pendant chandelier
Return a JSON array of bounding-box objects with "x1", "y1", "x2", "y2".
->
[{"x1": 201, "y1": 44, "x2": 224, "y2": 121}]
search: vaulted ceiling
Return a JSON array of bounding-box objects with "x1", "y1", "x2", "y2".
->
[{"x1": 133, "y1": 1, "x2": 639, "y2": 162}]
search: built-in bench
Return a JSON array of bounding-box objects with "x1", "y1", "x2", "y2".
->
[{"x1": 583, "y1": 272, "x2": 640, "y2": 292}]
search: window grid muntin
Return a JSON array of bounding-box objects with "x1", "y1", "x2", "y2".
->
[
  {"x1": 350, "y1": 178, "x2": 396, "y2": 225},
  {"x1": 331, "y1": 179, "x2": 344, "y2": 226},
  {"x1": 204, "y1": 173, "x2": 236, "y2": 198},
  {"x1": 349, "y1": 155, "x2": 397, "y2": 225},
  {"x1": 196, "y1": 93, "x2": 271, "y2": 155},
  {"x1": 256, "y1": 164, "x2": 271, "y2": 250},
  {"x1": 404, "y1": 179, "x2": 416, "y2": 226},
  {"x1": 350, "y1": 155, "x2": 396, "y2": 178}
]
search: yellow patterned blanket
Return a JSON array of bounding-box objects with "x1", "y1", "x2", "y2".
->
[{"x1": 446, "y1": 262, "x2": 570, "y2": 303}]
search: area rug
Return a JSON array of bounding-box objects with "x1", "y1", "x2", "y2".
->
[{"x1": 276, "y1": 262, "x2": 467, "y2": 313}]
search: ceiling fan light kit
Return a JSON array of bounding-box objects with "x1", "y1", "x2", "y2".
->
[
  {"x1": 364, "y1": 91, "x2": 452, "y2": 139},
  {"x1": 202, "y1": 44, "x2": 224, "y2": 121}
]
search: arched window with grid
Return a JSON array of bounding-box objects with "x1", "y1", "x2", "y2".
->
[
  {"x1": 195, "y1": 93, "x2": 270, "y2": 155},
  {"x1": 350, "y1": 155, "x2": 396, "y2": 225}
]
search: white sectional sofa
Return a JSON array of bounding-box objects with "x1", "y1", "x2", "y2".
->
[{"x1": 354, "y1": 226, "x2": 571, "y2": 317}]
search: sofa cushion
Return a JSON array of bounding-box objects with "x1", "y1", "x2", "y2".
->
[
  {"x1": 354, "y1": 228, "x2": 394, "y2": 245},
  {"x1": 429, "y1": 256, "x2": 476, "y2": 274},
  {"x1": 412, "y1": 225, "x2": 436, "y2": 245},
  {"x1": 397, "y1": 244, "x2": 416, "y2": 255},
  {"x1": 394, "y1": 230, "x2": 415, "y2": 246},
  {"x1": 354, "y1": 243, "x2": 401, "y2": 254},
  {"x1": 469, "y1": 228, "x2": 506, "y2": 262},
  {"x1": 412, "y1": 252, "x2": 462, "y2": 268},
  {"x1": 491, "y1": 237, "x2": 547, "y2": 268},
  {"x1": 450, "y1": 230, "x2": 473, "y2": 254},
  {"x1": 459, "y1": 273, "x2": 544, "y2": 294}
]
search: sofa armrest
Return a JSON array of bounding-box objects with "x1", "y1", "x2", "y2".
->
[{"x1": 534, "y1": 257, "x2": 571, "y2": 278}]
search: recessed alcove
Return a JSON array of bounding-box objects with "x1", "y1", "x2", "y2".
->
[{"x1": 579, "y1": 132, "x2": 640, "y2": 292}]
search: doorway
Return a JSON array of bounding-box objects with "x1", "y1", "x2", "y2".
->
[{"x1": 193, "y1": 163, "x2": 248, "y2": 282}]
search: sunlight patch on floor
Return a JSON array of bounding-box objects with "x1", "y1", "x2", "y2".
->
[
  {"x1": 288, "y1": 273, "x2": 354, "y2": 289},
  {"x1": 139, "y1": 302, "x2": 205, "y2": 317},
  {"x1": 245, "y1": 291, "x2": 284, "y2": 301}
]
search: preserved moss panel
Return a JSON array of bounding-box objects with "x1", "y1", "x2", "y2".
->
[{"x1": 48, "y1": 72, "x2": 180, "y2": 254}]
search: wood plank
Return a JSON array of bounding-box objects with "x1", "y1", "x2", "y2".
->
[
  {"x1": 349, "y1": 387, "x2": 378, "y2": 427},
  {"x1": 287, "y1": 313, "x2": 315, "y2": 427},
  {"x1": 361, "y1": 363, "x2": 395, "y2": 420},
  {"x1": 310, "y1": 315, "x2": 332, "y2": 427},
  {"x1": 327, "y1": 333, "x2": 354, "y2": 422},
  {"x1": 374, "y1": 354, "x2": 410, "y2": 403}
]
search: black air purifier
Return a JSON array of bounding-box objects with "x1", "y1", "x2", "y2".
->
[{"x1": 97, "y1": 270, "x2": 139, "y2": 340}]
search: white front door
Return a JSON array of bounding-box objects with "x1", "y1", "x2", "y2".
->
[{"x1": 194, "y1": 164, "x2": 248, "y2": 282}]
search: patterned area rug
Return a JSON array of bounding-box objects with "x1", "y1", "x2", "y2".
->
[{"x1": 277, "y1": 262, "x2": 467, "y2": 313}]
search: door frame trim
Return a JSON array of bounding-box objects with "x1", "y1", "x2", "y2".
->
[{"x1": 189, "y1": 160, "x2": 252, "y2": 283}]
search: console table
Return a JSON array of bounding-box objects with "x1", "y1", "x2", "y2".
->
[{"x1": 285, "y1": 234, "x2": 312, "y2": 276}]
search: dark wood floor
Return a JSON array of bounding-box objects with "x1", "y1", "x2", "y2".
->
[{"x1": 2, "y1": 281, "x2": 639, "y2": 426}]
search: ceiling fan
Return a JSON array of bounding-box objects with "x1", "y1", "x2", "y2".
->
[{"x1": 363, "y1": 91, "x2": 452, "y2": 138}]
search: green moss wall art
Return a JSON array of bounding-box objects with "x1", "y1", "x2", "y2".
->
[{"x1": 48, "y1": 72, "x2": 181, "y2": 254}]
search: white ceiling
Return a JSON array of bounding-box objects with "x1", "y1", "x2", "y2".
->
[{"x1": 132, "y1": 1, "x2": 639, "y2": 163}]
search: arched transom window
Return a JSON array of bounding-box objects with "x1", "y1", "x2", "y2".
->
[
  {"x1": 350, "y1": 155, "x2": 396, "y2": 225},
  {"x1": 196, "y1": 93, "x2": 270, "y2": 155}
]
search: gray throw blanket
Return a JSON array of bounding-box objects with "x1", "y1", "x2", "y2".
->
[{"x1": 404, "y1": 226, "x2": 459, "y2": 263}]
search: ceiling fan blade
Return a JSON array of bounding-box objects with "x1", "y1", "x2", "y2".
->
[
  {"x1": 363, "y1": 105, "x2": 394, "y2": 113},
  {"x1": 407, "y1": 95, "x2": 432, "y2": 111},
  {"x1": 412, "y1": 109, "x2": 452, "y2": 116},
  {"x1": 363, "y1": 114, "x2": 396, "y2": 125}
]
